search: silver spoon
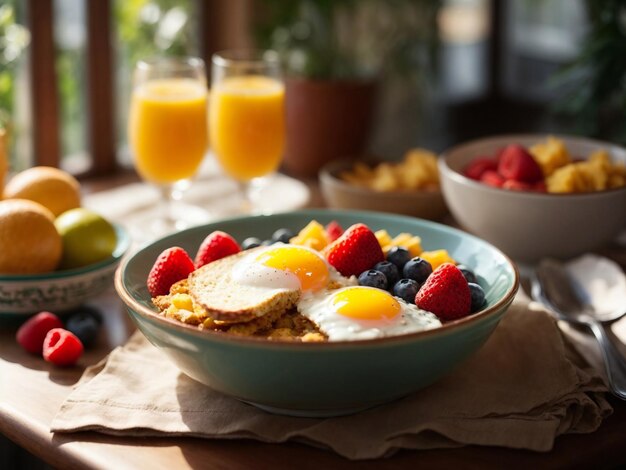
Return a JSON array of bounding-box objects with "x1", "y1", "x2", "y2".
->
[{"x1": 531, "y1": 258, "x2": 626, "y2": 400}]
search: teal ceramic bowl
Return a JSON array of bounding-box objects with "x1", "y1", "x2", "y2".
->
[
  {"x1": 0, "y1": 224, "x2": 131, "y2": 321},
  {"x1": 115, "y1": 209, "x2": 518, "y2": 417}
]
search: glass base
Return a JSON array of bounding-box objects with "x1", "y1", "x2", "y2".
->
[{"x1": 127, "y1": 199, "x2": 213, "y2": 245}]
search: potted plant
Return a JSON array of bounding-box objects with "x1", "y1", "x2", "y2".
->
[{"x1": 256, "y1": 0, "x2": 440, "y2": 177}]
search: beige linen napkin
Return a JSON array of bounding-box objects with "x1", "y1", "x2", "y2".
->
[{"x1": 51, "y1": 298, "x2": 611, "y2": 460}]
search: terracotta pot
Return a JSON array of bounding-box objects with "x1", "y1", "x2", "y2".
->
[{"x1": 282, "y1": 78, "x2": 377, "y2": 177}]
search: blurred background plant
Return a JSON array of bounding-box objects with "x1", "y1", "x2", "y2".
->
[
  {"x1": 256, "y1": 0, "x2": 441, "y2": 81},
  {"x1": 553, "y1": 0, "x2": 626, "y2": 144},
  {"x1": 0, "y1": 2, "x2": 30, "y2": 115}
]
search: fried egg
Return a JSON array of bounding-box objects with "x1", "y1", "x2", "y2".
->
[
  {"x1": 231, "y1": 243, "x2": 353, "y2": 294},
  {"x1": 297, "y1": 286, "x2": 441, "y2": 341}
]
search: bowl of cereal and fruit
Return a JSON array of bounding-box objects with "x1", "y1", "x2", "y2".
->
[
  {"x1": 115, "y1": 209, "x2": 518, "y2": 417},
  {"x1": 439, "y1": 135, "x2": 626, "y2": 262},
  {"x1": 319, "y1": 149, "x2": 448, "y2": 220}
]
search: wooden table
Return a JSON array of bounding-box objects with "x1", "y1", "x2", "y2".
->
[{"x1": 2, "y1": 175, "x2": 626, "y2": 469}]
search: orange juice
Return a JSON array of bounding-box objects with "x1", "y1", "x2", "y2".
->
[
  {"x1": 210, "y1": 76, "x2": 285, "y2": 181},
  {"x1": 129, "y1": 78, "x2": 208, "y2": 184}
]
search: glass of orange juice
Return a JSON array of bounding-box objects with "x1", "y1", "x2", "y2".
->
[
  {"x1": 128, "y1": 56, "x2": 210, "y2": 235},
  {"x1": 209, "y1": 50, "x2": 285, "y2": 213}
]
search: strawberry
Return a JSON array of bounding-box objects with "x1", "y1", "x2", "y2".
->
[
  {"x1": 533, "y1": 181, "x2": 547, "y2": 192},
  {"x1": 325, "y1": 223, "x2": 384, "y2": 277},
  {"x1": 463, "y1": 158, "x2": 498, "y2": 180},
  {"x1": 43, "y1": 328, "x2": 83, "y2": 367},
  {"x1": 497, "y1": 144, "x2": 543, "y2": 183},
  {"x1": 194, "y1": 231, "x2": 241, "y2": 269},
  {"x1": 16, "y1": 311, "x2": 64, "y2": 354},
  {"x1": 147, "y1": 247, "x2": 195, "y2": 297},
  {"x1": 415, "y1": 263, "x2": 471, "y2": 321},
  {"x1": 480, "y1": 170, "x2": 505, "y2": 188},
  {"x1": 325, "y1": 220, "x2": 344, "y2": 242}
]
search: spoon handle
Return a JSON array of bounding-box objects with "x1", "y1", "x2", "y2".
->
[{"x1": 588, "y1": 320, "x2": 626, "y2": 400}]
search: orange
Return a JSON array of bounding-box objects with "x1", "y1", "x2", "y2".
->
[
  {"x1": 3, "y1": 166, "x2": 81, "y2": 216},
  {"x1": 0, "y1": 199, "x2": 62, "y2": 274}
]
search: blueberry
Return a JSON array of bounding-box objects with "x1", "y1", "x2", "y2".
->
[
  {"x1": 65, "y1": 312, "x2": 100, "y2": 348},
  {"x1": 271, "y1": 228, "x2": 294, "y2": 244},
  {"x1": 468, "y1": 282, "x2": 486, "y2": 312},
  {"x1": 457, "y1": 264, "x2": 477, "y2": 284},
  {"x1": 386, "y1": 246, "x2": 411, "y2": 270},
  {"x1": 242, "y1": 237, "x2": 262, "y2": 250},
  {"x1": 358, "y1": 270, "x2": 387, "y2": 289},
  {"x1": 392, "y1": 279, "x2": 420, "y2": 304},
  {"x1": 261, "y1": 239, "x2": 273, "y2": 246},
  {"x1": 373, "y1": 261, "x2": 399, "y2": 289},
  {"x1": 402, "y1": 257, "x2": 433, "y2": 284}
]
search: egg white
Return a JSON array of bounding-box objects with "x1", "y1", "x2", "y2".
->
[
  {"x1": 230, "y1": 243, "x2": 352, "y2": 293},
  {"x1": 297, "y1": 287, "x2": 442, "y2": 341}
]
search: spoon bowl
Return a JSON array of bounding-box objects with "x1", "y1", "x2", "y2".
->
[{"x1": 532, "y1": 258, "x2": 626, "y2": 400}]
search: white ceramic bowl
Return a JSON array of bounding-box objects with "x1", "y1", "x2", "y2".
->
[
  {"x1": 0, "y1": 224, "x2": 131, "y2": 319},
  {"x1": 439, "y1": 135, "x2": 626, "y2": 262}
]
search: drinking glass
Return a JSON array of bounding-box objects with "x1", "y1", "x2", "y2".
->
[
  {"x1": 128, "y1": 56, "x2": 210, "y2": 235},
  {"x1": 209, "y1": 50, "x2": 285, "y2": 213}
]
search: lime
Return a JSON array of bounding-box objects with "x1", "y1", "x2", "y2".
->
[{"x1": 55, "y1": 208, "x2": 117, "y2": 269}]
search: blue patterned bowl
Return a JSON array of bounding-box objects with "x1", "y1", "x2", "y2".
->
[
  {"x1": 0, "y1": 224, "x2": 131, "y2": 320},
  {"x1": 115, "y1": 210, "x2": 518, "y2": 417}
]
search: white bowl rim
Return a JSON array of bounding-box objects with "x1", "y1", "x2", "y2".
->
[
  {"x1": 115, "y1": 209, "x2": 520, "y2": 349},
  {"x1": 440, "y1": 133, "x2": 626, "y2": 199},
  {"x1": 0, "y1": 223, "x2": 131, "y2": 282}
]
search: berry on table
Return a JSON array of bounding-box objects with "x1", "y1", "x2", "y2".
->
[
  {"x1": 65, "y1": 312, "x2": 100, "y2": 348},
  {"x1": 402, "y1": 257, "x2": 433, "y2": 284},
  {"x1": 386, "y1": 246, "x2": 411, "y2": 270},
  {"x1": 358, "y1": 270, "x2": 387, "y2": 290},
  {"x1": 373, "y1": 261, "x2": 399, "y2": 289},
  {"x1": 242, "y1": 237, "x2": 262, "y2": 250},
  {"x1": 147, "y1": 247, "x2": 195, "y2": 297},
  {"x1": 468, "y1": 282, "x2": 486, "y2": 312},
  {"x1": 43, "y1": 328, "x2": 83, "y2": 366},
  {"x1": 16, "y1": 311, "x2": 64, "y2": 354},
  {"x1": 271, "y1": 228, "x2": 295, "y2": 244},
  {"x1": 194, "y1": 231, "x2": 241, "y2": 268},
  {"x1": 392, "y1": 279, "x2": 420, "y2": 304}
]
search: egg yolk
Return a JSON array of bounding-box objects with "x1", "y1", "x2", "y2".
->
[
  {"x1": 332, "y1": 287, "x2": 401, "y2": 321},
  {"x1": 256, "y1": 246, "x2": 330, "y2": 292}
]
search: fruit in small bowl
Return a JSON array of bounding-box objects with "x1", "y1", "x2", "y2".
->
[
  {"x1": 319, "y1": 149, "x2": 448, "y2": 221},
  {"x1": 439, "y1": 134, "x2": 626, "y2": 262},
  {"x1": 0, "y1": 166, "x2": 131, "y2": 319}
]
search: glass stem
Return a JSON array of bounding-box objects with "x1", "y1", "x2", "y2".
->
[{"x1": 159, "y1": 184, "x2": 175, "y2": 222}]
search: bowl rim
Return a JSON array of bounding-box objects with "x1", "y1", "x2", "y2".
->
[
  {"x1": 319, "y1": 158, "x2": 443, "y2": 198},
  {"x1": 439, "y1": 133, "x2": 626, "y2": 199},
  {"x1": 0, "y1": 223, "x2": 131, "y2": 281},
  {"x1": 115, "y1": 209, "x2": 520, "y2": 349}
]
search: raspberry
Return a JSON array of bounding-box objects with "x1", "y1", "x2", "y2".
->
[
  {"x1": 497, "y1": 144, "x2": 543, "y2": 183},
  {"x1": 325, "y1": 221, "x2": 344, "y2": 242},
  {"x1": 480, "y1": 170, "x2": 505, "y2": 188},
  {"x1": 194, "y1": 231, "x2": 241, "y2": 269},
  {"x1": 415, "y1": 263, "x2": 471, "y2": 321},
  {"x1": 43, "y1": 328, "x2": 83, "y2": 366},
  {"x1": 147, "y1": 246, "x2": 195, "y2": 297},
  {"x1": 16, "y1": 311, "x2": 63, "y2": 354},
  {"x1": 325, "y1": 223, "x2": 384, "y2": 277},
  {"x1": 463, "y1": 158, "x2": 498, "y2": 180}
]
